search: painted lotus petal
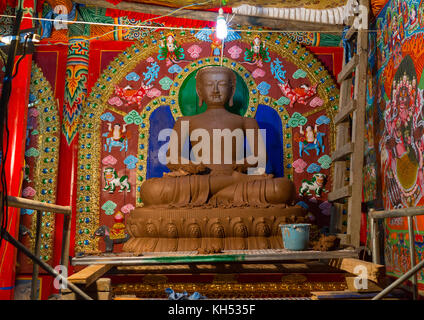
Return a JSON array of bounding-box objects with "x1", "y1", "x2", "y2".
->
[
  {"x1": 257, "y1": 81, "x2": 271, "y2": 95},
  {"x1": 310, "y1": 96, "x2": 324, "y2": 108},
  {"x1": 124, "y1": 155, "x2": 138, "y2": 169},
  {"x1": 121, "y1": 204, "x2": 135, "y2": 214},
  {"x1": 252, "y1": 68, "x2": 265, "y2": 78},
  {"x1": 126, "y1": 72, "x2": 140, "y2": 82},
  {"x1": 159, "y1": 77, "x2": 173, "y2": 90},
  {"x1": 295, "y1": 201, "x2": 309, "y2": 209},
  {"x1": 22, "y1": 186, "x2": 36, "y2": 198},
  {"x1": 107, "y1": 96, "x2": 123, "y2": 107},
  {"x1": 307, "y1": 163, "x2": 321, "y2": 173},
  {"x1": 102, "y1": 155, "x2": 117, "y2": 166},
  {"x1": 292, "y1": 158, "x2": 307, "y2": 173},
  {"x1": 31, "y1": 129, "x2": 39, "y2": 135},
  {"x1": 276, "y1": 96, "x2": 290, "y2": 106},
  {"x1": 292, "y1": 69, "x2": 307, "y2": 79},
  {"x1": 100, "y1": 112, "x2": 116, "y2": 122},
  {"x1": 28, "y1": 108, "x2": 39, "y2": 117},
  {"x1": 146, "y1": 57, "x2": 155, "y2": 63},
  {"x1": 25, "y1": 148, "x2": 39, "y2": 157},
  {"x1": 147, "y1": 88, "x2": 161, "y2": 98},
  {"x1": 168, "y1": 64, "x2": 183, "y2": 74},
  {"x1": 318, "y1": 155, "x2": 332, "y2": 169}
]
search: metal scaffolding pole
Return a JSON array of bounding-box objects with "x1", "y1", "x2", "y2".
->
[
  {"x1": 1, "y1": 228, "x2": 93, "y2": 300},
  {"x1": 372, "y1": 257, "x2": 424, "y2": 300}
]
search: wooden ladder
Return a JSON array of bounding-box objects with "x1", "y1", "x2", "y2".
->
[{"x1": 329, "y1": 0, "x2": 368, "y2": 249}]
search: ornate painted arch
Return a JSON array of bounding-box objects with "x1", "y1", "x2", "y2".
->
[
  {"x1": 19, "y1": 63, "x2": 61, "y2": 268},
  {"x1": 76, "y1": 30, "x2": 339, "y2": 254}
]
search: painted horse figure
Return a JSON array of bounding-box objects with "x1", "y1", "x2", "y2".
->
[
  {"x1": 104, "y1": 136, "x2": 128, "y2": 153},
  {"x1": 103, "y1": 123, "x2": 130, "y2": 153},
  {"x1": 299, "y1": 131, "x2": 325, "y2": 157},
  {"x1": 93, "y1": 225, "x2": 130, "y2": 253}
]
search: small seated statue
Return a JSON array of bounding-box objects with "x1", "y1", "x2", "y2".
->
[{"x1": 124, "y1": 66, "x2": 305, "y2": 253}]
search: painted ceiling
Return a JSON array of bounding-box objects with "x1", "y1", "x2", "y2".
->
[{"x1": 105, "y1": 0, "x2": 348, "y2": 9}]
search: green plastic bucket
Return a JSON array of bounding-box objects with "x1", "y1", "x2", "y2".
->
[{"x1": 279, "y1": 223, "x2": 311, "y2": 251}]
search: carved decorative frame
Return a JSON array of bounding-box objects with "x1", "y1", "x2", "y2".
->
[{"x1": 23, "y1": 63, "x2": 60, "y2": 263}]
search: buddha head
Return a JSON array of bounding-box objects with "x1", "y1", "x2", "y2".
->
[{"x1": 195, "y1": 66, "x2": 236, "y2": 108}]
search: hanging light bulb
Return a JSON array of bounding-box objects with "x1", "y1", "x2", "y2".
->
[{"x1": 216, "y1": 8, "x2": 227, "y2": 40}]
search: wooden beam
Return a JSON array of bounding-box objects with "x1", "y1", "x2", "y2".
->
[
  {"x1": 328, "y1": 258, "x2": 385, "y2": 284},
  {"x1": 347, "y1": 19, "x2": 368, "y2": 248},
  {"x1": 346, "y1": 277, "x2": 383, "y2": 292},
  {"x1": 6, "y1": 194, "x2": 71, "y2": 215},
  {"x1": 68, "y1": 264, "x2": 112, "y2": 288},
  {"x1": 74, "y1": 0, "x2": 343, "y2": 33}
]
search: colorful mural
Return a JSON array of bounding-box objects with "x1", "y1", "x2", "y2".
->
[
  {"x1": 369, "y1": 0, "x2": 424, "y2": 285},
  {"x1": 75, "y1": 30, "x2": 340, "y2": 254}
]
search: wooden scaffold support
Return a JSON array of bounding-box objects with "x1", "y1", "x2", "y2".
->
[{"x1": 329, "y1": 0, "x2": 369, "y2": 249}]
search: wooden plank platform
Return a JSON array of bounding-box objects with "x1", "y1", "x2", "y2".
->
[
  {"x1": 68, "y1": 264, "x2": 112, "y2": 287},
  {"x1": 71, "y1": 249, "x2": 358, "y2": 266},
  {"x1": 329, "y1": 258, "x2": 385, "y2": 284}
]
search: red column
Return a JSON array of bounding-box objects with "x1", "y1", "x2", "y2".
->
[
  {"x1": 53, "y1": 37, "x2": 89, "y2": 277},
  {"x1": 0, "y1": 1, "x2": 35, "y2": 300}
]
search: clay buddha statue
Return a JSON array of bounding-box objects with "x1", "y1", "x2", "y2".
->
[{"x1": 123, "y1": 66, "x2": 305, "y2": 253}]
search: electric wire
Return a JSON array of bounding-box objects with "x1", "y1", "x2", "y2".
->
[{"x1": 0, "y1": 13, "x2": 376, "y2": 35}]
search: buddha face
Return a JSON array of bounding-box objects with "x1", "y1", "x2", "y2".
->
[{"x1": 196, "y1": 67, "x2": 235, "y2": 107}]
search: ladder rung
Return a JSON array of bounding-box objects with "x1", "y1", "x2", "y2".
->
[
  {"x1": 344, "y1": 15, "x2": 355, "y2": 26},
  {"x1": 332, "y1": 143, "x2": 354, "y2": 162},
  {"x1": 337, "y1": 55, "x2": 359, "y2": 83},
  {"x1": 334, "y1": 100, "x2": 357, "y2": 124},
  {"x1": 328, "y1": 185, "x2": 352, "y2": 202},
  {"x1": 345, "y1": 25, "x2": 357, "y2": 41}
]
